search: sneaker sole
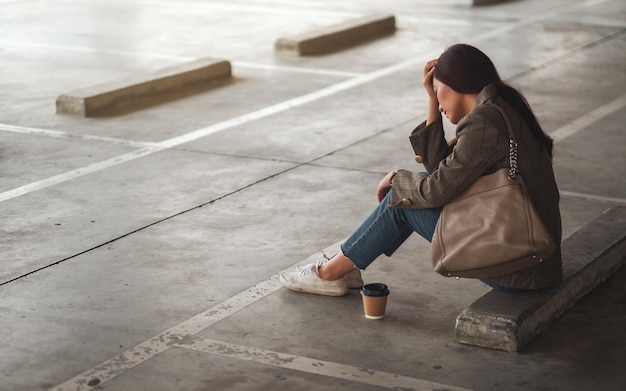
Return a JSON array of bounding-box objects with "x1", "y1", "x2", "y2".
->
[
  {"x1": 295, "y1": 265, "x2": 363, "y2": 289},
  {"x1": 279, "y1": 274, "x2": 348, "y2": 297}
]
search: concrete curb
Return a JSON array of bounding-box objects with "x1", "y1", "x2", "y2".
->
[
  {"x1": 274, "y1": 14, "x2": 396, "y2": 56},
  {"x1": 455, "y1": 205, "x2": 626, "y2": 352},
  {"x1": 56, "y1": 58, "x2": 231, "y2": 117}
]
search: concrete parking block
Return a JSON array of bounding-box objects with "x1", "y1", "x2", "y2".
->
[
  {"x1": 56, "y1": 58, "x2": 231, "y2": 117},
  {"x1": 274, "y1": 14, "x2": 396, "y2": 56},
  {"x1": 455, "y1": 206, "x2": 626, "y2": 352}
]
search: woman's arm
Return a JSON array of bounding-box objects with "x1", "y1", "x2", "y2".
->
[
  {"x1": 423, "y1": 59, "x2": 440, "y2": 125},
  {"x1": 408, "y1": 118, "x2": 450, "y2": 174},
  {"x1": 375, "y1": 59, "x2": 444, "y2": 203},
  {"x1": 390, "y1": 107, "x2": 508, "y2": 208}
]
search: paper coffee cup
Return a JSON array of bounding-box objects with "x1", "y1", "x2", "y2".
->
[{"x1": 360, "y1": 283, "x2": 390, "y2": 319}]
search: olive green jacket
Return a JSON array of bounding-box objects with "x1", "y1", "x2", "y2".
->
[{"x1": 390, "y1": 85, "x2": 562, "y2": 290}]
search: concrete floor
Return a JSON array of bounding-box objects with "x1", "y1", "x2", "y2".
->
[{"x1": 1, "y1": 0, "x2": 625, "y2": 390}]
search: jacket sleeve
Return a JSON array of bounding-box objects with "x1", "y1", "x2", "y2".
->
[
  {"x1": 389, "y1": 106, "x2": 508, "y2": 209},
  {"x1": 408, "y1": 116, "x2": 451, "y2": 174}
]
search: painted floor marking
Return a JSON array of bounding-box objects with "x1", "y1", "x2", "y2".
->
[
  {"x1": 0, "y1": 123, "x2": 159, "y2": 149},
  {"x1": 0, "y1": 41, "x2": 364, "y2": 78},
  {"x1": 154, "y1": 54, "x2": 426, "y2": 150},
  {"x1": 52, "y1": 274, "x2": 286, "y2": 391},
  {"x1": 551, "y1": 93, "x2": 626, "y2": 208},
  {"x1": 0, "y1": 54, "x2": 429, "y2": 204},
  {"x1": 560, "y1": 191, "x2": 626, "y2": 206},
  {"x1": 0, "y1": 146, "x2": 163, "y2": 203},
  {"x1": 550, "y1": 93, "x2": 626, "y2": 142},
  {"x1": 53, "y1": 250, "x2": 473, "y2": 391},
  {"x1": 175, "y1": 336, "x2": 474, "y2": 391},
  {"x1": 2, "y1": 90, "x2": 622, "y2": 152},
  {"x1": 1, "y1": 0, "x2": 617, "y2": 205},
  {"x1": 233, "y1": 61, "x2": 364, "y2": 78},
  {"x1": 2, "y1": 80, "x2": 621, "y2": 206}
]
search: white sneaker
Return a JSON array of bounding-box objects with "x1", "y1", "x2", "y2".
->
[
  {"x1": 344, "y1": 268, "x2": 364, "y2": 289},
  {"x1": 300, "y1": 253, "x2": 363, "y2": 289},
  {"x1": 280, "y1": 262, "x2": 348, "y2": 296}
]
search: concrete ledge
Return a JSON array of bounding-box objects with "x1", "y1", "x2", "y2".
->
[
  {"x1": 56, "y1": 58, "x2": 231, "y2": 117},
  {"x1": 455, "y1": 206, "x2": 626, "y2": 352},
  {"x1": 275, "y1": 14, "x2": 396, "y2": 56}
]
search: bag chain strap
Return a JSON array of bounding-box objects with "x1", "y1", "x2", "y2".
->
[
  {"x1": 509, "y1": 138, "x2": 519, "y2": 181},
  {"x1": 489, "y1": 104, "x2": 519, "y2": 181}
]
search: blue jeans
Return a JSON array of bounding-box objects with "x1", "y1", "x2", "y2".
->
[
  {"x1": 339, "y1": 191, "x2": 532, "y2": 293},
  {"x1": 340, "y1": 191, "x2": 441, "y2": 270}
]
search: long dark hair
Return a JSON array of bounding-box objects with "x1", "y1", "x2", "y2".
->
[{"x1": 433, "y1": 43, "x2": 554, "y2": 158}]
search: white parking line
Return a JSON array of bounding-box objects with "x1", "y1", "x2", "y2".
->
[
  {"x1": 52, "y1": 246, "x2": 473, "y2": 391},
  {"x1": 0, "y1": 123, "x2": 159, "y2": 148},
  {"x1": 177, "y1": 336, "x2": 474, "y2": 391},
  {"x1": 52, "y1": 274, "x2": 285, "y2": 391},
  {"x1": 560, "y1": 191, "x2": 626, "y2": 206},
  {"x1": 0, "y1": 146, "x2": 163, "y2": 202},
  {"x1": 51, "y1": 248, "x2": 333, "y2": 391},
  {"x1": 0, "y1": 38, "x2": 366, "y2": 78},
  {"x1": 0, "y1": 54, "x2": 428, "y2": 204},
  {"x1": 550, "y1": 93, "x2": 626, "y2": 142},
  {"x1": 2, "y1": 82, "x2": 622, "y2": 205},
  {"x1": 1, "y1": 0, "x2": 615, "y2": 206},
  {"x1": 233, "y1": 61, "x2": 364, "y2": 78}
]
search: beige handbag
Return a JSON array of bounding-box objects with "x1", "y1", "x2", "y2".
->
[{"x1": 431, "y1": 105, "x2": 556, "y2": 279}]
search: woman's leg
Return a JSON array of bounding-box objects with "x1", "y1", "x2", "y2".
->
[
  {"x1": 280, "y1": 191, "x2": 441, "y2": 296},
  {"x1": 319, "y1": 191, "x2": 441, "y2": 279}
]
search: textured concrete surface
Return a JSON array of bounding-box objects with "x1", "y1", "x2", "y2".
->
[{"x1": 1, "y1": 1, "x2": 625, "y2": 391}]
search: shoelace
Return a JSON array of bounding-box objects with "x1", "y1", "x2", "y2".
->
[{"x1": 298, "y1": 264, "x2": 316, "y2": 277}]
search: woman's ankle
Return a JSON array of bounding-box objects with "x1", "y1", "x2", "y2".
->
[{"x1": 318, "y1": 253, "x2": 355, "y2": 280}]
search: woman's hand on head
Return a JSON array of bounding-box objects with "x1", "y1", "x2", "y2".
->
[
  {"x1": 424, "y1": 59, "x2": 441, "y2": 124},
  {"x1": 423, "y1": 59, "x2": 438, "y2": 100}
]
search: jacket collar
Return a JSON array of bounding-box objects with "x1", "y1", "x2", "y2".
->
[{"x1": 475, "y1": 84, "x2": 498, "y2": 106}]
